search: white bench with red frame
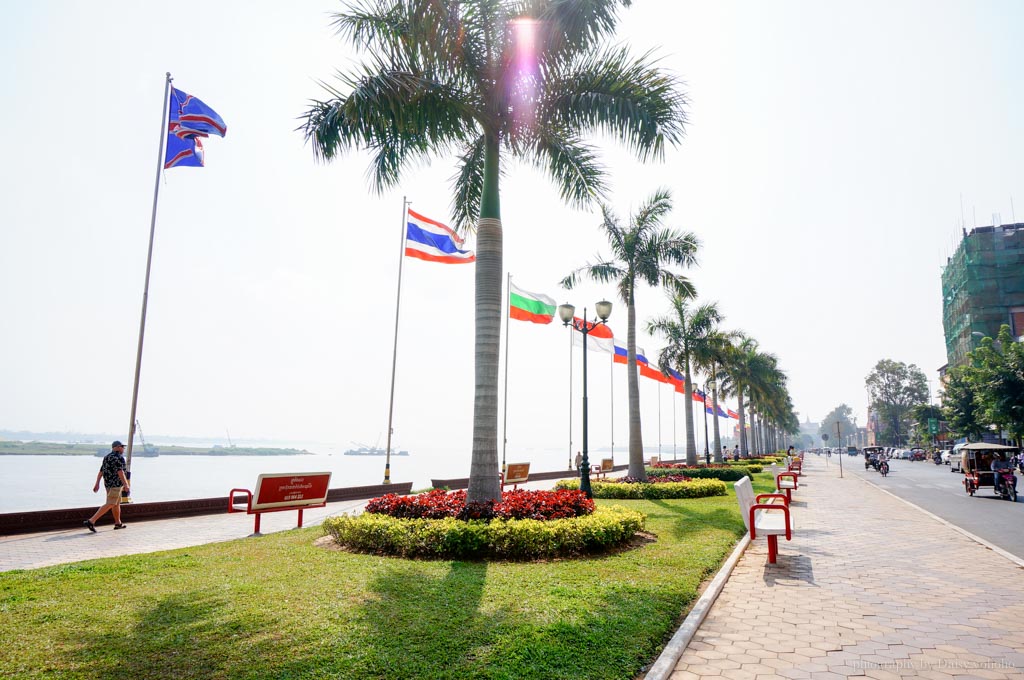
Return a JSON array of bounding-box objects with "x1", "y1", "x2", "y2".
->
[
  {"x1": 734, "y1": 477, "x2": 794, "y2": 564},
  {"x1": 228, "y1": 471, "x2": 332, "y2": 535}
]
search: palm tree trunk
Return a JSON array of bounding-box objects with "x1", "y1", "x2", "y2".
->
[
  {"x1": 467, "y1": 137, "x2": 502, "y2": 504},
  {"x1": 738, "y1": 387, "x2": 748, "y2": 458},
  {"x1": 684, "y1": 356, "x2": 698, "y2": 466},
  {"x1": 711, "y1": 365, "x2": 722, "y2": 462},
  {"x1": 626, "y1": 295, "x2": 646, "y2": 480}
]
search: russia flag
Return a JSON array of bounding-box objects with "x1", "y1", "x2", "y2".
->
[{"x1": 405, "y1": 210, "x2": 475, "y2": 264}]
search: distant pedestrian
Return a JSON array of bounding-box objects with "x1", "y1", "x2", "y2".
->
[
  {"x1": 84, "y1": 440, "x2": 130, "y2": 532},
  {"x1": 574, "y1": 451, "x2": 582, "y2": 470},
  {"x1": 733, "y1": 445, "x2": 739, "y2": 462}
]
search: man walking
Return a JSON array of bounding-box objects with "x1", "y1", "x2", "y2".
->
[{"x1": 84, "y1": 440, "x2": 130, "y2": 532}]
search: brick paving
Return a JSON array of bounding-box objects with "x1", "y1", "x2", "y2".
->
[{"x1": 668, "y1": 455, "x2": 1024, "y2": 679}]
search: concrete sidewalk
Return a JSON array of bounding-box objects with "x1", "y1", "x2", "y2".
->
[{"x1": 665, "y1": 455, "x2": 1024, "y2": 679}]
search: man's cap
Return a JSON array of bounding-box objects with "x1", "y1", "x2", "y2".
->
[{"x1": 112, "y1": 440, "x2": 124, "y2": 448}]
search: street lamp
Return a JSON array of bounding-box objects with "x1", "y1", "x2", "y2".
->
[
  {"x1": 559, "y1": 300, "x2": 612, "y2": 499},
  {"x1": 702, "y1": 379, "x2": 716, "y2": 466}
]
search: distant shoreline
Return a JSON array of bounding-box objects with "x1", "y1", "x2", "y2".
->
[{"x1": 0, "y1": 443, "x2": 312, "y2": 457}]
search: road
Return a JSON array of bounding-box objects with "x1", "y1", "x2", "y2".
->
[{"x1": 818, "y1": 453, "x2": 1024, "y2": 561}]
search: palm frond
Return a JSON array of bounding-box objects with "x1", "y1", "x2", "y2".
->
[
  {"x1": 542, "y1": 47, "x2": 688, "y2": 161},
  {"x1": 450, "y1": 135, "x2": 487, "y2": 232},
  {"x1": 527, "y1": 128, "x2": 608, "y2": 207}
]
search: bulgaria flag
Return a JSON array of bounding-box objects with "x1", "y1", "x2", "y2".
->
[{"x1": 509, "y1": 282, "x2": 557, "y2": 324}]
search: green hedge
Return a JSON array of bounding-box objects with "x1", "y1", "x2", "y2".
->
[
  {"x1": 554, "y1": 477, "x2": 727, "y2": 499},
  {"x1": 647, "y1": 466, "x2": 755, "y2": 481},
  {"x1": 321, "y1": 505, "x2": 645, "y2": 560}
]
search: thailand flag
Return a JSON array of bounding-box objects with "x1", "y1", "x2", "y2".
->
[
  {"x1": 405, "y1": 210, "x2": 475, "y2": 264},
  {"x1": 164, "y1": 86, "x2": 226, "y2": 169}
]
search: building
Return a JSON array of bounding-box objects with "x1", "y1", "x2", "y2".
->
[{"x1": 941, "y1": 222, "x2": 1024, "y2": 368}]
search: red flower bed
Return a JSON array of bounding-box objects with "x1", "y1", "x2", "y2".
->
[{"x1": 365, "y1": 488, "x2": 594, "y2": 521}]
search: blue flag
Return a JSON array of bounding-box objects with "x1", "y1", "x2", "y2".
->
[{"x1": 164, "y1": 87, "x2": 227, "y2": 169}]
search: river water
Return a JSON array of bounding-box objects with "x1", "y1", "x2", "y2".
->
[{"x1": 0, "y1": 443, "x2": 590, "y2": 513}]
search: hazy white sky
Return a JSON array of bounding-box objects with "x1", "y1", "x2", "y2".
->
[{"x1": 2, "y1": 1, "x2": 1022, "y2": 454}]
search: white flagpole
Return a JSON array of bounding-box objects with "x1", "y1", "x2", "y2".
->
[
  {"x1": 609, "y1": 352, "x2": 614, "y2": 464},
  {"x1": 122, "y1": 72, "x2": 173, "y2": 500},
  {"x1": 501, "y1": 272, "x2": 511, "y2": 476},
  {"x1": 383, "y1": 197, "x2": 409, "y2": 484},
  {"x1": 568, "y1": 328, "x2": 573, "y2": 469}
]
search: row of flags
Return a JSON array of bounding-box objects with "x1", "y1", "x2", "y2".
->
[
  {"x1": 507, "y1": 282, "x2": 739, "y2": 419},
  {"x1": 405, "y1": 221, "x2": 740, "y2": 421}
]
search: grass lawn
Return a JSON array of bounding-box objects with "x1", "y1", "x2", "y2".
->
[{"x1": 0, "y1": 474, "x2": 778, "y2": 680}]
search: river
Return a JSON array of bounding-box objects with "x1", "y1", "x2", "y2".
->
[{"x1": 0, "y1": 443, "x2": 594, "y2": 513}]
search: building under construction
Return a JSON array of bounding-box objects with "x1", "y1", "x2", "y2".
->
[{"x1": 941, "y1": 222, "x2": 1024, "y2": 368}]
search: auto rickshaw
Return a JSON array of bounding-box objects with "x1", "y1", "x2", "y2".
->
[
  {"x1": 960, "y1": 443, "x2": 1019, "y2": 502},
  {"x1": 862, "y1": 446, "x2": 884, "y2": 470}
]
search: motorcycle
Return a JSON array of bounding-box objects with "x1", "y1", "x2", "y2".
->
[
  {"x1": 879, "y1": 459, "x2": 890, "y2": 477},
  {"x1": 933, "y1": 453, "x2": 942, "y2": 465},
  {"x1": 994, "y1": 468, "x2": 1018, "y2": 502}
]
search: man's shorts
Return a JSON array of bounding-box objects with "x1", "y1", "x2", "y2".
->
[{"x1": 105, "y1": 486, "x2": 124, "y2": 504}]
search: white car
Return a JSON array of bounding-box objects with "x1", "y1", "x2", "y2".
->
[{"x1": 942, "y1": 448, "x2": 962, "y2": 471}]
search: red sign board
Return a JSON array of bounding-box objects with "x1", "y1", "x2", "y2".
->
[
  {"x1": 252, "y1": 472, "x2": 332, "y2": 510},
  {"x1": 505, "y1": 463, "x2": 530, "y2": 484}
]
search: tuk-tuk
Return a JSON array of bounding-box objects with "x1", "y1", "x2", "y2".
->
[
  {"x1": 961, "y1": 443, "x2": 1019, "y2": 502},
  {"x1": 862, "y1": 446, "x2": 884, "y2": 470}
]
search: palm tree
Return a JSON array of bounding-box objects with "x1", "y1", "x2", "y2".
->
[
  {"x1": 693, "y1": 328, "x2": 739, "y2": 462},
  {"x1": 562, "y1": 189, "x2": 699, "y2": 479},
  {"x1": 648, "y1": 297, "x2": 721, "y2": 466},
  {"x1": 301, "y1": 0, "x2": 688, "y2": 502}
]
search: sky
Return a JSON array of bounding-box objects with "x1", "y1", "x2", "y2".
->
[{"x1": 2, "y1": 1, "x2": 1022, "y2": 456}]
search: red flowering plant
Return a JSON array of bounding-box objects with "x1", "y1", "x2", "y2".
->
[{"x1": 365, "y1": 488, "x2": 594, "y2": 521}]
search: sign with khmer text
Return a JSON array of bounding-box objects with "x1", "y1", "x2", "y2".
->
[{"x1": 252, "y1": 472, "x2": 332, "y2": 510}]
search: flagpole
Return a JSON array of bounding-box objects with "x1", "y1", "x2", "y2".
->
[
  {"x1": 657, "y1": 384, "x2": 662, "y2": 459},
  {"x1": 568, "y1": 328, "x2": 573, "y2": 470},
  {"x1": 122, "y1": 72, "x2": 173, "y2": 499},
  {"x1": 501, "y1": 272, "x2": 510, "y2": 476},
  {"x1": 383, "y1": 197, "x2": 409, "y2": 484},
  {"x1": 609, "y1": 352, "x2": 614, "y2": 464},
  {"x1": 672, "y1": 389, "x2": 677, "y2": 460}
]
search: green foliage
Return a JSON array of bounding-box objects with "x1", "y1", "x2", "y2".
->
[
  {"x1": 865, "y1": 359, "x2": 929, "y2": 445},
  {"x1": 322, "y1": 505, "x2": 645, "y2": 560},
  {"x1": 969, "y1": 325, "x2": 1024, "y2": 441},
  {"x1": 942, "y1": 364, "x2": 985, "y2": 441},
  {"x1": 555, "y1": 477, "x2": 727, "y2": 499},
  {"x1": 818, "y1": 404, "x2": 856, "y2": 444}
]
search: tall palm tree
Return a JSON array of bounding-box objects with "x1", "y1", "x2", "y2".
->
[
  {"x1": 693, "y1": 328, "x2": 739, "y2": 462},
  {"x1": 648, "y1": 296, "x2": 720, "y2": 465},
  {"x1": 562, "y1": 189, "x2": 699, "y2": 479},
  {"x1": 301, "y1": 0, "x2": 688, "y2": 502}
]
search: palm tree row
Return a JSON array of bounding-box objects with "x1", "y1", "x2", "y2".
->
[
  {"x1": 563, "y1": 189, "x2": 798, "y2": 480},
  {"x1": 301, "y1": 0, "x2": 796, "y2": 498}
]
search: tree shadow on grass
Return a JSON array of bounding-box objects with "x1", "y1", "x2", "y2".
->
[
  {"x1": 343, "y1": 561, "x2": 496, "y2": 679},
  {"x1": 646, "y1": 500, "x2": 745, "y2": 542},
  {"x1": 73, "y1": 589, "x2": 276, "y2": 680}
]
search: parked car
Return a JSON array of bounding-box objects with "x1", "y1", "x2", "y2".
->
[{"x1": 946, "y1": 444, "x2": 966, "y2": 472}]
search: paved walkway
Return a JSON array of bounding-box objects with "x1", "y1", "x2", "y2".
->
[{"x1": 668, "y1": 455, "x2": 1024, "y2": 679}]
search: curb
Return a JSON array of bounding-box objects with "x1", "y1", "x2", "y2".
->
[
  {"x1": 852, "y1": 470, "x2": 1024, "y2": 569},
  {"x1": 643, "y1": 532, "x2": 752, "y2": 680}
]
